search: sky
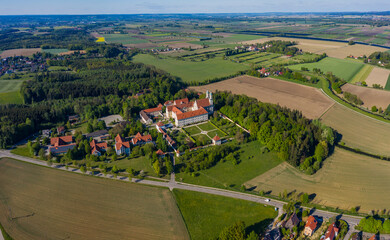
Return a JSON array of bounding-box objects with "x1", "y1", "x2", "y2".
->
[{"x1": 1, "y1": 0, "x2": 390, "y2": 15}]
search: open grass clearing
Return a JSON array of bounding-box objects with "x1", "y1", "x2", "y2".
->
[
  {"x1": 365, "y1": 67, "x2": 390, "y2": 88},
  {"x1": 197, "y1": 121, "x2": 217, "y2": 131},
  {"x1": 350, "y1": 64, "x2": 374, "y2": 84},
  {"x1": 132, "y1": 54, "x2": 249, "y2": 83},
  {"x1": 245, "y1": 148, "x2": 390, "y2": 213},
  {"x1": 104, "y1": 156, "x2": 158, "y2": 177},
  {"x1": 103, "y1": 34, "x2": 149, "y2": 45},
  {"x1": 0, "y1": 91, "x2": 23, "y2": 104},
  {"x1": 176, "y1": 141, "x2": 283, "y2": 190},
  {"x1": 289, "y1": 57, "x2": 364, "y2": 82},
  {"x1": 173, "y1": 189, "x2": 277, "y2": 240},
  {"x1": 207, "y1": 129, "x2": 226, "y2": 139},
  {"x1": 183, "y1": 125, "x2": 201, "y2": 135},
  {"x1": 341, "y1": 83, "x2": 390, "y2": 109},
  {"x1": 0, "y1": 158, "x2": 189, "y2": 240},
  {"x1": 10, "y1": 145, "x2": 33, "y2": 158},
  {"x1": 0, "y1": 80, "x2": 24, "y2": 93},
  {"x1": 190, "y1": 75, "x2": 334, "y2": 119},
  {"x1": 387, "y1": 74, "x2": 390, "y2": 90},
  {"x1": 320, "y1": 103, "x2": 390, "y2": 156}
]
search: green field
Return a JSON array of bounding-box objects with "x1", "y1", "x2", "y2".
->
[
  {"x1": 289, "y1": 57, "x2": 364, "y2": 82},
  {"x1": 10, "y1": 145, "x2": 33, "y2": 158},
  {"x1": 207, "y1": 129, "x2": 226, "y2": 138},
  {"x1": 176, "y1": 141, "x2": 283, "y2": 190},
  {"x1": 386, "y1": 74, "x2": 390, "y2": 90},
  {"x1": 173, "y1": 189, "x2": 277, "y2": 240},
  {"x1": 42, "y1": 48, "x2": 69, "y2": 54},
  {"x1": 0, "y1": 158, "x2": 189, "y2": 240},
  {"x1": 0, "y1": 91, "x2": 23, "y2": 104},
  {"x1": 105, "y1": 156, "x2": 158, "y2": 177},
  {"x1": 350, "y1": 64, "x2": 374, "y2": 84},
  {"x1": 0, "y1": 80, "x2": 24, "y2": 93},
  {"x1": 103, "y1": 34, "x2": 149, "y2": 44},
  {"x1": 220, "y1": 34, "x2": 264, "y2": 43},
  {"x1": 133, "y1": 54, "x2": 249, "y2": 83}
]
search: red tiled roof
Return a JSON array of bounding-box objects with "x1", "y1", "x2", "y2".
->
[
  {"x1": 115, "y1": 134, "x2": 125, "y2": 143},
  {"x1": 174, "y1": 98, "x2": 189, "y2": 105},
  {"x1": 116, "y1": 141, "x2": 130, "y2": 150},
  {"x1": 305, "y1": 216, "x2": 318, "y2": 231},
  {"x1": 143, "y1": 105, "x2": 162, "y2": 113},
  {"x1": 176, "y1": 102, "x2": 194, "y2": 110},
  {"x1": 156, "y1": 149, "x2": 165, "y2": 155},
  {"x1": 172, "y1": 106, "x2": 183, "y2": 114},
  {"x1": 132, "y1": 132, "x2": 153, "y2": 145},
  {"x1": 50, "y1": 136, "x2": 73, "y2": 147},
  {"x1": 213, "y1": 135, "x2": 221, "y2": 141},
  {"x1": 324, "y1": 223, "x2": 339, "y2": 240},
  {"x1": 176, "y1": 107, "x2": 208, "y2": 120},
  {"x1": 369, "y1": 235, "x2": 377, "y2": 240},
  {"x1": 196, "y1": 98, "x2": 211, "y2": 108},
  {"x1": 164, "y1": 100, "x2": 174, "y2": 106},
  {"x1": 157, "y1": 122, "x2": 164, "y2": 127}
]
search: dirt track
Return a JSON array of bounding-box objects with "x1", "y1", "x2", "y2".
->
[{"x1": 191, "y1": 75, "x2": 334, "y2": 119}]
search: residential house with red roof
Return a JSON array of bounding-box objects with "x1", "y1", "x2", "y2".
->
[
  {"x1": 322, "y1": 223, "x2": 339, "y2": 240},
  {"x1": 131, "y1": 132, "x2": 153, "y2": 146},
  {"x1": 90, "y1": 139, "x2": 108, "y2": 156},
  {"x1": 57, "y1": 126, "x2": 66, "y2": 135},
  {"x1": 212, "y1": 135, "x2": 222, "y2": 145},
  {"x1": 156, "y1": 149, "x2": 166, "y2": 158},
  {"x1": 115, "y1": 134, "x2": 131, "y2": 155},
  {"x1": 49, "y1": 136, "x2": 76, "y2": 155},
  {"x1": 304, "y1": 216, "x2": 318, "y2": 236},
  {"x1": 139, "y1": 104, "x2": 163, "y2": 124}
]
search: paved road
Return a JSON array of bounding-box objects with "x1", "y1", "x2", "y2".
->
[{"x1": 0, "y1": 150, "x2": 363, "y2": 239}]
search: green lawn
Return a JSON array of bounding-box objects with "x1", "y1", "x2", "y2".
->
[
  {"x1": 183, "y1": 126, "x2": 201, "y2": 135},
  {"x1": 350, "y1": 64, "x2": 374, "y2": 84},
  {"x1": 197, "y1": 122, "x2": 217, "y2": 131},
  {"x1": 0, "y1": 80, "x2": 24, "y2": 93},
  {"x1": 48, "y1": 66, "x2": 69, "y2": 71},
  {"x1": 10, "y1": 145, "x2": 33, "y2": 158},
  {"x1": 385, "y1": 74, "x2": 390, "y2": 90},
  {"x1": 42, "y1": 48, "x2": 69, "y2": 55},
  {"x1": 0, "y1": 91, "x2": 23, "y2": 104},
  {"x1": 173, "y1": 189, "x2": 277, "y2": 240},
  {"x1": 103, "y1": 34, "x2": 149, "y2": 44},
  {"x1": 105, "y1": 156, "x2": 157, "y2": 177},
  {"x1": 176, "y1": 141, "x2": 283, "y2": 190},
  {"x1": 289, "y1": 57, "x2": 364, "y2": 82},
  {"x1": 207, "y1": 129, "x2": 226, "y2": 138},
  {"x1": 132, "y1": 54, "x2": 249, "y2": 83}
]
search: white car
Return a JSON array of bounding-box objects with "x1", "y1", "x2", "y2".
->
[{"x1": 265, "y1": 199, "x2": 270, "y2": 202}]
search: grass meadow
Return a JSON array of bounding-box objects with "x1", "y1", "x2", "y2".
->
[
  {"x1": 103, "y1": 34, "x2": 149, "y2": 44},
  {"x1": 0, "y1": 91, "x2": 23, "y2": 104},
  {"x1": 289, "y1": 57, "x2": 364, "y2": 82},
  {"x1": 386, "y1": 74, "x2": 390, "y2": 90},
  {"x1": 176, "y1": 141, "x2": 283, "y2": 190},
  {"x1": 0, "y1": 158, "x2": 189, "y2": 240},
  {"x1": 173, "y1": 189, "x2": 277, "y2": 240},
  {"x1": 132, "y1": 54, "x2": 249, "y2": 83},
  {"x1": 245, "y1": 148, "x2": 390, "y2": 213},
  {"x1": 350, "y1": 64, "x2": 374, "y2": 84},
  {"x1": 320, "y1": 103, "x2": 390, "y2": 156},
  {"x1": 0, "y1": 79, "x2": 26, "y2": 104},
  {"x1": 42, "y1": 48, "x2": 69, "y2": 55}
]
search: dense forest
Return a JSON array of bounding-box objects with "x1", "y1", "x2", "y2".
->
[
  {"x1": 21, "y1": 59, "x2": 182, "y2": 104},
  {"x1": 0, "y1": 28, "x2": 96, "y2": 50},
  {"x1": 214, "y1": 91, "x2": 335, "y2": 174},
  {"x1": 0, "y1": 58, "x2": 183, "y2": 148}
]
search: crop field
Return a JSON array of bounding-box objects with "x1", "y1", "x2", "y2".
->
[
  {"x1": 42, "y1": 48, "x2": 69, "y2": 55},
  {"x1": 320, "y1": 103, "x2": 390, "y2": 156},
  {"x1": 245, "y1": 148, "x2": 390, "y2": 212},
  {"x1": 103, "y1": 34, "x2": 149, "y2": 44},
  {"x1": 191, "y1": 75, "x2": 335, "y2": 119},
  {"x1": 350, "y1": 65, "x2": 374, "y2": 84},
  {"x1": 364, "y1": 67, "x2": 390, "y2": 88},
  {"x1": 242, "y1": 37, "x2": 387, "y2": 59},
  {"x1": 289, "y1": 57, "x2": 364, "y2": 82},
  {"x1": 176, "y1": 141, "x2": 283, "y2": 190},
  {"x1": 0, "y1": 158, "x2": 189, "y2": 240},
  {"x1": 132, "y1": 54, "x2": 249, "y2": 83},
  {"x1": 341, "y1": 83, "x2": 390, "y2": 109},
  {"x1": 0, "y1": 48, "x2": 41, "y2": 58},
  {"x1": 0, "y1": 80, "x2": 24, "y2": 104},
  {"x1": 173, "y1": 189, "x2": 277, "y2": 240}
]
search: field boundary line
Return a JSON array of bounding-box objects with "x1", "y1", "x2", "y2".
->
[{"x1": 319, "y1": 88, "x2": 390, "y2": 126}]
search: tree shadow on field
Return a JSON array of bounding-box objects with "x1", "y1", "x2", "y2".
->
[{"x1": 246, "y1": 218, "x2": 274, "y2": 235}]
